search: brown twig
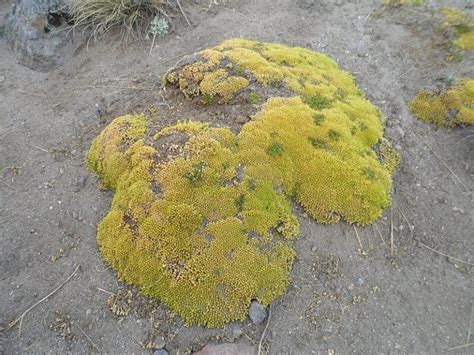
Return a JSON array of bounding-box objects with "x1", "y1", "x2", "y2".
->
[
  {"x1": 258, "y1": 305, "x2": 272, "y2": 355},
  {"x1": 390, "y1": 209, "x2": 395, "y2": 256},
  {"x1": 397, "y1": 207, "x2": 414, "y2": 239},
  {"x1": 0, "y1": 179, "x2": 12, "y2": 188},
  {"x1": 76, "y1": 85, "x2": 156, "y2": 91},
  {"x1": 353, "y1": 226, "x2": 365, "y2": 254},
  {"x1": 97, "y1": 287, "x2": 115, "y2": 296},
  {"x1": 468, "y1": 303, "x2": 473, "y2": 343},
  {"x1": 148, "y1": 33, "x2": 157, "y2": 59},
  {"x1": 175, "y1": 0, "x2": 191, "y2": 26},
  {"x1": 373, "y1": 223, "x2": 388, "y2": 249},
  {"x1": 161, "y1": 46, "x2": 205, "y2": 66},
  {"x1": 448, "y1": 342, "x2": 474, "y2": 351},
  {"x1": 77, "y1": 323, "x2": 102, "y2": 353},
  {"x1": 2, "y1": 265, "x2": 81, "y2": 336},
  {"x1": 420, "y1": 243, "x2": 473, "y2": 267},
  {"x1": 414, "y1": 132, "x2": 469, "y2": 193},
  {"x1": 26, "y1": 143, "x2": 49, "y2": 154}
]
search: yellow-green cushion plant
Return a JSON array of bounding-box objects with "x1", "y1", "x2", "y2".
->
[
  {"x1": 87, "y1": 39, "x2": 399, "y2": 327},
  {"x1": 410, "y1": 79, "x2": 474, "y2": 127},
  {"x1": 441, "y1": 7, "x2": 474, "y2": 51}
]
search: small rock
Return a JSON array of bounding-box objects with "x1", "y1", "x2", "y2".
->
[
  {"x1": 0, "y1": 76, "x2": 5, "y2": 83},
  {"x1": 154, "y1": 336, "x2": 166, "y2": 350},
  {"x1": 311, "y1": 246, "x2": 317, "y2": 252},
  {"x1": 452, "y1": 207, "x2": 465, "y2": 214},
  {"x1": 248, "y1": 300, "x2": 266, "y2": 325},
  {"x1": 356, "y1": 277, "x2": 364, "y2": 286},
  {"x1": 153, "y1": 350, "x2": 168, "y2": 355},
  {"x1": 231, "y1": 324, "x2": 243, "y2": 339}
]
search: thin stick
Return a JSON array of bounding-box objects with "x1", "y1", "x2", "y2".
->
[
  {"x1": 397, "y1": 207, "x2": 414, "y2": 239},
  {"x1": 373, "y1": 223, "x2": 388, "y2": 248},
  {"x1": 77, "y1": 323, "x2": 102, "y2": 353},
  {"x1": 258, "y1": 305, "x2": 272, "y2": 355},
  {"x1": 448, "y1": 342, "x2": 474, "y2": 350},
  {"x1": 390, "y1": 209, "x2": 395, "y2": 257},
  {"x1": 353, "y1": 226, "x2": 364, "y2": 253},
  {"x1": 17, "y1": 89, "x2": 47, "y2": 98},
  {"x1": 224, "y1": 7, "x2": 253, "y2": 22},
  {"x1": 0, "y1": 179, "x2": 12, "y2": 188},
  {"x1": 75, "y1": 85, "x2": 155, "y2": 91},
  {"x1": 175, "y1": 0, "x2": 191, "y2": 26},
  {"x1": 468, "y1": 303, "x2": 473, "y2": 343},
  {"x1": 26, "y1": 143, "x2": 49, "y2": 154},
  {"x1": 420, "y1": 243, "x2": 474, "y2": 266},
  {"x1": 148, "y1": 34, "x2": 157, "y2": 58},
  {"x1": 414, "y1": 132, "x2": 468, "y2": 192},
  {"x1": 97, "y1": 287, "x2": 115, "y2": 296},
  {"x1": 161, "y1": 46, "x2": 205, "y2": 66},
  {"x1": 3, "y1": 265, "x2": 81, "y2": 336}
]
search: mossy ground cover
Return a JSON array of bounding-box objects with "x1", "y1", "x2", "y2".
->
[
  {"x1": 410, "y1": 79, "x2": 474, "y2": 127},
  {"x1": 87, "y1": 39, "x2": 399, "y2": 327},
  {"x1": 441, "y1": 7, "x2": 474, "y2": 51}
]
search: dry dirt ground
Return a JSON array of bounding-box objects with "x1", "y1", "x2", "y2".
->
[{"x1": 0, "y1": 0, "x2": 473, "y2": 353}]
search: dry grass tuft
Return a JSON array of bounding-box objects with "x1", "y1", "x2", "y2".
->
[{"x1": 69, "y1": 0, "x2": 179, "y2": 42}]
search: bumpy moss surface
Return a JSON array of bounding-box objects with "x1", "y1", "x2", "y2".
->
[
  {"x1": 87, "y1": 39, "x2": 399, "y2": 327},
  {"x1": 410, "y1": 80, "x2": 474, "y2": 127},
  {"x1": 441, "y1": 7, "x2": 474, "y2": 51}
]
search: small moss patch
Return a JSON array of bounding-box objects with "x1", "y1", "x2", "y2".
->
[
  {"x1": 441, "y1": 7, "x2": 474, "y2": 51},
  {"x1": 410, "y1": 80, "x2": 474, "y2": 127}
]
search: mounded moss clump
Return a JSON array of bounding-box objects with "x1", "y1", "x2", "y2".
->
[
  {"x1": 410, "y1": 80, "x2": 474, "y2": 127},
  {"x1": 441, "y1": 7, "x2": 474, "y2": 51},
  {"x1": 87, "y1": 39, "x2": 399, "y2": 327}
]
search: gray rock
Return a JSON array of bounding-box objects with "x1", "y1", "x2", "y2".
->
[
  {"x1": 248, "y1": 300, "x2": 266, "y2": 325},
  {"x1": 154, "y1": 336, "x2": 166, "y2": 350},
  {"x1": 5, "y1": 0, "x2": 77, "y2": 71},
  {"x1": 153, "y1": 349, "x2": 168, "y2": 355},
  {"x1": 229, "y1": 323, "x2": 243, "y2": 338}
]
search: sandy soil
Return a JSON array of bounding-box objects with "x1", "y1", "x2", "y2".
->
[{"x1": 0, "y1": 0, "x2": 473, "y2": 353}]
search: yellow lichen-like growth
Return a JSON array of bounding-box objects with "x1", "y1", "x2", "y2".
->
[
  {"x1": 441, "y1": 7, "x2": 474, "y2": 51},
  {"x1": 87, "y1": 39, "x2": 399, "y2": 327},
  {"x1": 199, "y1": 69, "x2": 249, "y2": 102},
  {"x1": 410, "y1": 80, "x2": 474, "y2": 127},
  {"x1": 153, "y1": 120, "x2": 210, "y2": 139}
]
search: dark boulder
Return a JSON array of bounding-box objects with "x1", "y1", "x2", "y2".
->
[{"x1": 5, "y1": 0, "x2": 76, "y2": 71}]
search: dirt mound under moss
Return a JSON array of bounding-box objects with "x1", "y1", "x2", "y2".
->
[{"x1": 87, "y1": 39, "x2": 399, "y2": 327}]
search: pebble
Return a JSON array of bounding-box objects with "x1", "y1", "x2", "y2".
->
[
  {"x1": 356, "y1": 277, "x2": 364, "y2": 286},
  {"x1": 452, "y1": 207, "x2": 465, "y2": 214},
  {"x1": 153, "y1": 349, "x2": 168, "y2": 355},
  {"x1": 248, "y1": 300, "x2": 266, "y2": 325},
  {"x1": 154, "y1": 336, "x2": 166, "y2": 350},
  {"x1": 231, "y1": 324, "x2": 243, "y2": 338},
  {"x1": 0, "y1": 76, "x2": 5, "y2": 83}
]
